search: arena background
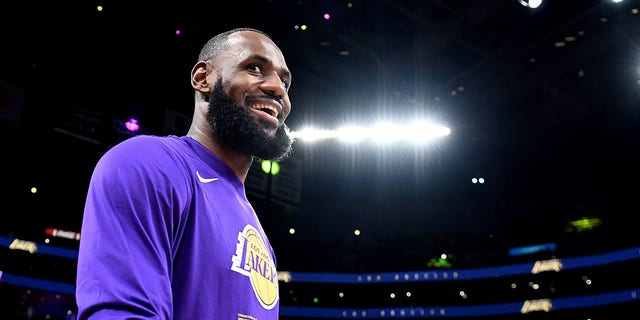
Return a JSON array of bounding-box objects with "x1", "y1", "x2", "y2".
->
[{"x1": 1, "y1": 0, "x2": 639, "y2": 318}]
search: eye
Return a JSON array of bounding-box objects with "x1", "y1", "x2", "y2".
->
[
  {"x1": 247, "y1": 63, "x2": 263, "y2": 74},
  {"x1": 247, "y1": 63, "x2": 290, "y2": 90}
]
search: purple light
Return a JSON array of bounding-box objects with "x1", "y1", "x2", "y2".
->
[
  {"x1": 175, "y1": 29, "x2": 181, "y2": 35},
  {"x1": 125, "y1": 118, "x2": 140, "y2": 132},
  {"x1": 323, "y1": 13, "x2": 330, "y2": 20}
]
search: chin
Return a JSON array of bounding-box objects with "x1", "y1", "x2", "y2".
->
[{"x1": 257, "y1": 119, "x2": 280, "y2": 134}]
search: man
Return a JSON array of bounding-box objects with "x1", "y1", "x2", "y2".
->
[{"x1": 75, "y1": 27, "x2": 293, "y2": 319}]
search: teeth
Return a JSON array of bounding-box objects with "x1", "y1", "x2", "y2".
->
[{"x1": 251, "y1": 104, "x2": 278, "y2": 117}]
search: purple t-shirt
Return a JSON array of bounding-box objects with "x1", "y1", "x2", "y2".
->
[{"x1": 76, "y1": 135, "x2": 279, "y2": 319}]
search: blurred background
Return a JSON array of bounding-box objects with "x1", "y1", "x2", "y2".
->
[{"x1": 1, "y1": 0, "x2": 639, "y2": 319}]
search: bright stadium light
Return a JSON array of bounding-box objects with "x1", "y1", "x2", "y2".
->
[
  {"x1": 519, "y1": 0, "x2": 542, "y2": 9},
  {"x1": 290, "y1": 121, "x2": 451, "y2": 144},
  {"x1": 406, "y1": 120, "x2": 451, "y2": 144},
  {"x1": 371, "y1": 122, "x2": 402, "y2": 144},
  {"x1": 289, "y1": 128, "x2": 336, "y2": 142},
  {"x1": 336, "y1": 125, "x2": 370, "y2": 143}
]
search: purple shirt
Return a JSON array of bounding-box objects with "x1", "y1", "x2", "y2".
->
[{"x1": 76, "y1": 135, "x2": 279, "y2": 319}]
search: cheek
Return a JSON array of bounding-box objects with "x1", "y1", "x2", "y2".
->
[
  {"x1": 224, "y1": 87, "x2": 244, "y2": 105},
  {"x1": 282, "y1": 101, "x2": 292, "y2": 119},
  {"x1": 225, "y1": 80, "x2": 250, "y2": 103}
]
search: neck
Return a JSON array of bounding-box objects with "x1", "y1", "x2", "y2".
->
[{"x1": 187, "y1": 128, "x2": 253, "y2": 182}]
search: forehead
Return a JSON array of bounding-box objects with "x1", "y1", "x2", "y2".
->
[{"x1": 223, "y1": 31, "x2": 289, "y2": 70}]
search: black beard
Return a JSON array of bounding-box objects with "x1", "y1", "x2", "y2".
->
[{"x1": 206, "y1": 78, "x2": 293, "y2": 161}]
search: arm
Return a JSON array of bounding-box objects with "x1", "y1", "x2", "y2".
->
[{"x1": 76, "y1": 137, "x2": 188, "y2": 319}]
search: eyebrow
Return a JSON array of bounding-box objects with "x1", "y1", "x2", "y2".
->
[{"x1": 250, "y1": 54, "x2": 291, "y2": 79}]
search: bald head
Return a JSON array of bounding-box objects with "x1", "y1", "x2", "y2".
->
[{"x1": 198, "y1": 28, "x2": 272, "y2": 63}]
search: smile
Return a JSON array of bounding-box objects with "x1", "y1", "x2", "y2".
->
[{"x1": 250, "y1": 103, "x2": 279, "y2": 118}]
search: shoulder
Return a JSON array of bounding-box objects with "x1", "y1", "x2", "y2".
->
[
  {"x1": 99, "y1": 135, "x2": 183, "y2": 164},
  {"x1": 107, "y1": 134, "x2": 179, "y2": 153},
  {"x1": 93, "y1": 135, "x2": 193, "y2": 180}
]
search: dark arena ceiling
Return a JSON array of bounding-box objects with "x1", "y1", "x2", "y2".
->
[{"x1": 1, "y1": 0, "x2": 640, "y2": 317}]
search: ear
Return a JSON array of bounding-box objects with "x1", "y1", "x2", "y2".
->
[{"x1": 191, "y1": 61, "x2": 215, "y2": 94}]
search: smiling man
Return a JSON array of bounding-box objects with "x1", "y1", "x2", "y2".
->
[{"x1": 76, "y1": 28, "x2": 294, "y2": 320}]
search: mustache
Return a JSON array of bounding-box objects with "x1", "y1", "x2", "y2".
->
[{"x1": 251, "y1": 94, "x2": 283, "y2": 106}]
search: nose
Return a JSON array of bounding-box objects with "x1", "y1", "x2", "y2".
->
[{"x1": 261, "y1": 71, "x2": 286, "y2": 100}]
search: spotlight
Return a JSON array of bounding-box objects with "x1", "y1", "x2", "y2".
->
[{"x1": 519, "y1": 0, "x2": 542, "y2": 8}]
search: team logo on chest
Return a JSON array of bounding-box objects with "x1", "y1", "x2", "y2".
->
[{"x1": 231, "y1": 225, "x2": 279, "y2": 309}]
